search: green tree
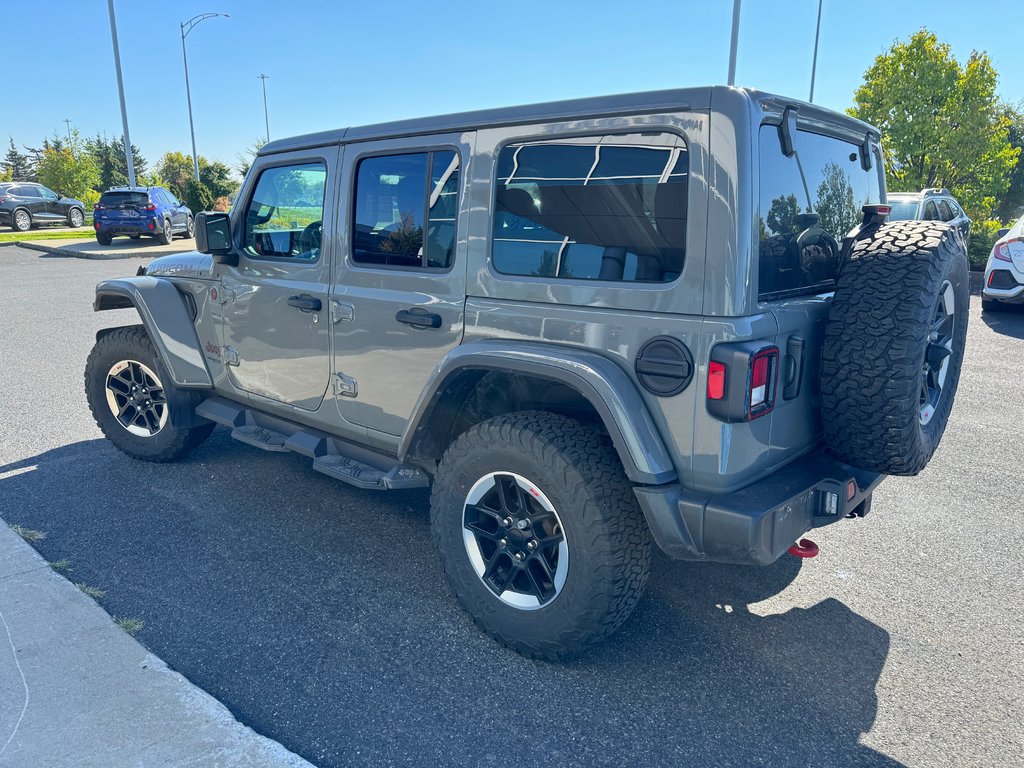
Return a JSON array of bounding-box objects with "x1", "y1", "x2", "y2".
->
[
  {"x1": 3, "y1": 138, "x2": 32, "y2": 181},
  {"x1": 184, "y1": 177, "x2": 214, "y2": 213},
  {"x1": 83, "y1": 135, "x2": 148, "y2": 192},
  {"x1": 157, "y1": 151, "x2": 239, "y2": 201},
  {"x1": 995, "y1": 104, "x2": 1024, "y2": 221},
  {"x1": 35, "y1": 146, "x2": 100, "y2": 201},
  {"x1": 849, "y1": 29, "x2": 1019, "y2": 219},
  {"x1": 236, "y1": 137, "x2": 267, "y2": 178}
]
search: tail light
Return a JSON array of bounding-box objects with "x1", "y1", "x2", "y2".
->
[
  {"x1": 143, "y1": 203, "x2": 157, "y2": 211},
  {"x1": 995, "y1": 239, "x2": 1021, "y2": 262},
  {"x1": 94, "y1": 203, "x2": 102, "y2": 211},
  {"x1": 706, "y1": 343, "x2": 780, "y2": 422}
]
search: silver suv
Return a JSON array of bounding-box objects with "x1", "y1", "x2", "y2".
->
[
  {"x1": 85, "y1": 87, "x2": 969, "y2": 658},
  {"x1": 887, "y1": 188, "x2": 971, "y2": 243}
]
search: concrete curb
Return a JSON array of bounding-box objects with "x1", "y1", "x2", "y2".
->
[
  {"x1": 12, "y1": 240, "x2": 154, "y2": 261},
  {"x1": 0, "y1": 523, "x2": 315, "y2": 767}
]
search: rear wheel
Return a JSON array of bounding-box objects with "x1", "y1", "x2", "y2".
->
[
  {"x1": 96, "y1": 231, "x2": 113, "y2": 246},
  {"x1": 12, "y1": 209, "x2": 31, "y2": 232},
  {"x1": 821, "y1": 220, "x2": 969, "y2": 475},
  {"x1": 156, "y1": 218, "x2": 172, "y2": 245},
  {"x1": 85, "y1": 326, "x2": 213, "y2": 462},
  {"x1": 183, "y1": 215, "x2": 195, "y2": 239},
  {"x1": 430, "y1": 411, "x2": 651, "y2": 659}
]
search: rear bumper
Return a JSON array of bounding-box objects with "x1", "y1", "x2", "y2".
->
[
  {"x1": 634, "y1": 451, "x2": 883, "y2": 565},
  {"x1": 96, "y1": 218, "x2": 158, "y2": 236}
]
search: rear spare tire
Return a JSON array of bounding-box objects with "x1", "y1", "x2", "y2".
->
[{"x1": 821, "y1": 220, "x2": 968, "y2": 475}]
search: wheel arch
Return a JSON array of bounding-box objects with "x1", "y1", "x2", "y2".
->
[
  {"x1": 400, "y1": 341, "x2": 677, "y2": 486},
  {"x1": 94, "y1": 277, "x2": 213, "y2": 388}
]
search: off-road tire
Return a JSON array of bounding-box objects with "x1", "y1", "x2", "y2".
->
[
  {"x1": 85, "y1": 326, "x2": 213, "y2": 462},
  {"x1": 156, "y1": 218, "x2": 172, "y2": 245},
  {"x1": 430, "y1": 411, "x2": 651, "y2": 659},
  {"x1": 821, "y1": 220, "x2": 969, "y2": 475}
]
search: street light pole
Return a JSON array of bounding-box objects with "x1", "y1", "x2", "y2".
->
[
  {"x1": 180, "y1": 12, "x2": 229, "y2": 183},
  {"x1": 727, "y1": 0, "x2": 742, "y2": 86},
  {"x1": 258, "y1": 74, "x2": 270, "y2": 143},
  {"x1": 809, "y1": 0, "x2": 824, "y2": 103},
  {"x1": 106, "y1": 0, "x2": 136, "y2": 187},
  {"x1": 63, "y1": 119, "x2": 73, "y2": 145}
]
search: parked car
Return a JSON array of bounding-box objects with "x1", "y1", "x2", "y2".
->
[
  {"x1": 84, "y1": 87, "x2": 969, "y2": 658},
  {"x1": 0, "y1": 181, "x2": 86, "y2": 231},
  {"x1": 93, "y1": 186, "x2": 194, "y2": 246},
  {"x1": 887, "y1": 188, "x2": 971, "y2": 243},
  {"x1": 982, "y1": 213, "x2": 1024, "y2": 312}
]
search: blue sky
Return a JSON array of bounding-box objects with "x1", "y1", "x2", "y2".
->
[{"x1": 5, "y1": 1, "x2": 1022, "y2": 176}]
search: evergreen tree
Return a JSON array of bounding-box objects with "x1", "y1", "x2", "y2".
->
[{"x1": 3, "y1": 138, "x2": 32, "y2": 181}]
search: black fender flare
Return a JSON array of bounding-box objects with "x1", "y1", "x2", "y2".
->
[
  {"x1": 93, "y1": 276, "x2": 212, "y2": 388},
  {"x1": 400, "y1": 341, "x2": 677, "y2": 486}
]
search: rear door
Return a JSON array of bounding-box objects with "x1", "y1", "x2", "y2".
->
[
  {"x1": 15, "y1": 186, "x2": 46, "y2": 221},
  {"x1": 331, "y1": 133, "x2": 471, "y2": 438},
  {"x1": 217, "y1": 150, "x2": 336, "y2": 411}
]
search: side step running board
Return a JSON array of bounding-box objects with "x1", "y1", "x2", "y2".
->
[{"x1": 196, "y1": 397, "x2": 429, "y2": 491}]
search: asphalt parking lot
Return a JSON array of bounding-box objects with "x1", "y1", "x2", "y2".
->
[{"x1": 1, "y1": 245, "x2": 1022, "y2": 768}]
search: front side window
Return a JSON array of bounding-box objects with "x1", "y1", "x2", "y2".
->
[
  {"x1": 243, "y1": 162, "x2": 326, "y2": 260},
  {"x1": 38, "y1": 186, "x2": 58, "y2": 200},
  {"x1": 758, "y1": 126, "x2": 881, "y2": 298},
  {"x1": 352, "y1": 150, "x2": 460, "y2": 269},
  {"x1": 491, "y1": 135, "x2": 687, "y2": 282}
]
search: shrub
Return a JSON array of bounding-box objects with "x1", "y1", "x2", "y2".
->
[
  {"x1": 214, "y1": 196, "x2": 231, "y2": 212},
  {"x1": 968, "y1": 220, "x2": 1005, "y2": 270}
]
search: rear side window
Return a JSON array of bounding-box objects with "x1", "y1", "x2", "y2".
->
[
  {"x1": 491, "y1": 134, "x2": 687, "y2": 282},
  {"x1": 937, "y1": 200, "x2": 954, "y2": 221},
  {"x1": 17, "y1": 186, "x2": 40, "y2": 198},
  {"x1": 352, "y1": 150, "x2": 460, "y2": 269},
  {"x1": 758, "y1": 126, "x2": 881, "y2": 298},
  {"x1": 99, "y1": 191, "x2": 149, "y2": 207}
]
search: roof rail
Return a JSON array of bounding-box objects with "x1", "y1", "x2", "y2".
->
[{"x1": 920, "y1": 187, "x2": 950, "y2": 197}]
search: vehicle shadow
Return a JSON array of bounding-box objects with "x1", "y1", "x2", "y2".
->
[
  {"x1": 980, "y1": 303, "x2": 1024, "y2": 339},
  {"x1": 0, "y1": 436, "x2": 902, "y2": 768}
]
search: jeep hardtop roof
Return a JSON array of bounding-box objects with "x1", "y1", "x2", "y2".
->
[{"x1": 258, "y1": 86, "x2": 879, "y2": 155}]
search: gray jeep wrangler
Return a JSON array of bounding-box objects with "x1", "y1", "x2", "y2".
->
[{"x1": 85, "y1": 87, "x2": 968, "y2": 659}]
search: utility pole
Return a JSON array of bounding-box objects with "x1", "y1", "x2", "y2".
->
[
  {"x1": 63, "y1": 119, "x2": 73, "y2": 145},
  {"x1": 181, "y1": 12, "x2": 229, "y2": 182},
  {"x1": 809, "y1": 0, "x2": 823, "y2": 103},
  {"x1": 258, "y1": 74, "x2": 270, "y2": 143},
  {"x1": 727, "y1": 0, "x2": 741, "y2": 87},
  {"x1": 106, "y1": 0, "x2": 136, "y2": 187}
]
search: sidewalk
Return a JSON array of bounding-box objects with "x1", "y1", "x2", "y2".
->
[
  {"x1": 0, "y1": 524, "x2": 314, "y2": 768},
  {"x1": 8, "y1": 238, "x2": 193, "y2": 260}
]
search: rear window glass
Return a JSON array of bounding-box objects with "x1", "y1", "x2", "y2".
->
[
  {"x1": 100, "y1": 191, "x2": 150, "y2": 206},
  {"x1": 492, "y1": 134, "x2": 687, "y2": 283},
  {"x1": 886, "y1": 201, "x2": 918, "y2": 221},
  {"x1": 758, "y1": 126, "x2": 881, "y2": 298}
]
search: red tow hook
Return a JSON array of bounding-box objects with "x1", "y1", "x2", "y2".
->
[{"x1": 788, "y1": 538, "x2": 819, "y2": 558}]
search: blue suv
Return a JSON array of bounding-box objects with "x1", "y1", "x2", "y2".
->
[{"x1": 93, "y1": 187, "x2": 194, "y2": 245}]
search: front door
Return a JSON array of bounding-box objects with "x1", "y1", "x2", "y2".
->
[
  {"x1": 331, "y1": 134, "x2": 472, "y2": 437},
  {"x1": 37, "y1": 186, "x2": 61, "y2": 221},
  {"x1": 218, "y1": 150, "x2": 337, "y2": 411}
]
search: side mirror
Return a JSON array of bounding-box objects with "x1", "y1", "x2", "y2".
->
[
  {"x1": 997, "y1": 228, "x2": 1010, "y2": 238},
  {"x1": 195, "y1": 211, "x2": 237, "y2": 264}
]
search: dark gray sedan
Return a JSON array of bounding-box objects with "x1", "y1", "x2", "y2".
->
[{"x1": 0, "y1": 181, "x2": 86, "y2": 231}]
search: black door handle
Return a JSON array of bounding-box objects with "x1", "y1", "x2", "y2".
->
[
  {"x1": 396, "y1": 308, "x2": 442, "y2": 329},
  {"x1": 287, "y1": 294, "x2": 322, "y2": 312}
]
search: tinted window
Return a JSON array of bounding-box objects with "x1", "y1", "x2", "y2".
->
[
  {"x1": 100, "y1": 191, "x2": 149, "y2": 207},
  {"x1": 492, "y1": 136, "x2": 687, "y2": 282},
  {"x1": 38, "y1": 186, "x2": 58, "y2": 200},
  {"x1": 17, "y1": 186, "x2": 40, "y2": 198},
  {"x1": 163, "y1": 189, "x2": 180, "y2": 206},
  {"x1": 352, "y1": 150, "x2": 460, "y2": 269},
  {"x1": 937, "y1": 200, "x2": 954, "y2": 221},
  {"x1": 243, "y1": 163, "x2": 326, "y2": 260},
  {"x1": 923, "y1": 200, "x2": 939, "y2": 220},
  {"x1": 758, "y1": 126, "x2": 881, "y2": 298}
]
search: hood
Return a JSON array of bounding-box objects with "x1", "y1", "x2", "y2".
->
[{"x1": 144, "y1": 251, "x2": 216, "y2": 280}]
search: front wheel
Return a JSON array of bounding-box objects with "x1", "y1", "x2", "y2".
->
[
  {"x1": 430, "y1": 411, "x2": 651, "y2": 659},
  {"x1": 982, "y1": 297, "x2": 1004, "y2": 313},
  {"x1": 85, "y1": 326, "x2": 213, "y2": 462},
  {"x1": 68, "y1": 208, "x2": 84, "y2": 228}
]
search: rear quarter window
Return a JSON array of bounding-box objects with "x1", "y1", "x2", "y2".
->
[{"x1": 758, "y1": 126, "x2": 881, "y2": 299}]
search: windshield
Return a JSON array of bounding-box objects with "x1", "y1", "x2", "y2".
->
[
  {"x1": 886, "y1": 201, "x2": 919, "y2": 221},
  {"x1": 758, "y1": 126, "x2": 882, "y2": 298},
  {"x1": 99, "y1": 191, "x2": 149, "y2": 207}
]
